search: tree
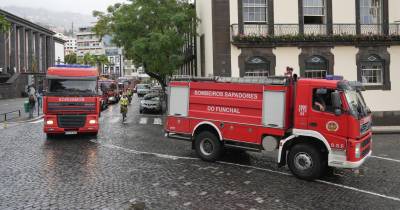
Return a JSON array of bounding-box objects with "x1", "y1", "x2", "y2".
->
[
  {"x1": 93, "y1": 0, "x2": 198, "y2": 88},
  {"x1": 0, "y1": 15, "x2": 10, "y2": 33},
  {"x1": 93, "y1": 54, "x2": 109, "y2": 74},
  {"x1": 79, "y1": 53, "x2": 96, "y2": 66},
  {"x1": 65, "y1": 53, "x2": 78, "y2": 64},
  {"x1": 78, "y1": 53, "x2": 109, "y2": 73}
]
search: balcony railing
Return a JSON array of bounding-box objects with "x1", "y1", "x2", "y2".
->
[
  {"x1": 360, "y1": 24, "x2": 383, "y2": 35},
  {"x1": 231, "y1": 23, "x2": 400, "y2": 38},
  {"x1": 390, "y1": 24, "x2": 400, "y2": 35}
]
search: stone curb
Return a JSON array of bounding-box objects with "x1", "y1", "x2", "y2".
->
[{"x1": 372, "y1": 126, "x2": 400, "y2": 134}]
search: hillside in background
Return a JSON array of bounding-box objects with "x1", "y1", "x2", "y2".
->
[{"x1": 0, "y1": 6, "x2": 96, "y2": 35}]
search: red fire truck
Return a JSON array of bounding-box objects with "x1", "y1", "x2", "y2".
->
[
  {"x1": 165, "y1": 76, "x2": 372, "y2": 180},
  {"x1": 43, "y1": 65, "x2": 101, "y2": 137},
  {"x1": 98, "y1": 79, "x2": 120, "y2": 104}
]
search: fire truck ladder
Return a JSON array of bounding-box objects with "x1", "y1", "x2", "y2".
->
[{"x1": 170, "y1": 75, "x2": 290, "y2": 85}]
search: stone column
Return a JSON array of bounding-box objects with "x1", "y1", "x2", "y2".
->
[
  {"x1": 0, "y1": 33, "x2": 5, "y2": 72},
  {"x1": 19, "y1": 26, "x2": 26, "y2": 73},
  {"x1": 41, "y1": 35, "x2": 46, "y2": 72},
  {"x1": 35, "y1": 33, "x2": 40, "y2": 72},
  {"x1": 46, "y1": 36, "x2": 52, "y2": 69},
  {"x1": 28, "y1": 30, "x2": 33, "y2": 72},
  {"x1": 10, "y1": 24, "x2": 17, "y2": 74},
  {"x1": 50, "y1": 36, "x2": 55, "y2": 67}
]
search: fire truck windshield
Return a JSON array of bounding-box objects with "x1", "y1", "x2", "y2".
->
[
  {"x1": 344, "y1": 90, "x2": 370, "y2": 119},
  {"x1": 48, "y1": 79, "x2": 97, "y2": 96}
]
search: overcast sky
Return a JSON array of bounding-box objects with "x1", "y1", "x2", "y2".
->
[{"x1": 0, "y1": 0, "x2": 128, "y2": 15}]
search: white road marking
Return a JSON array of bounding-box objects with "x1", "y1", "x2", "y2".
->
[
  {"x1": 371, "y1": 155, "x2": 400, "y2": 163},
  {"x1": 91, "y1": 141, "x2": 400, "y2": 202},
  {"x1": 153, "y1": 118, "x2": 162, "y2": 125},
  {"x1": 316, "y1": 180, "x2": 400, "y2": 202},
  {"x1": 139, "y1": 117, "x2": 148, "y2": 125}
]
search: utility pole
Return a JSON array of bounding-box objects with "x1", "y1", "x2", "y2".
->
[{"x1": 71, "y1": 22, "x2": 74, "y2": 36}]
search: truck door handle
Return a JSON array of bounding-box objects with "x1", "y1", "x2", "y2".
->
[{"x1": 309, "y1": 122, "x2": 318, "y2": 127}]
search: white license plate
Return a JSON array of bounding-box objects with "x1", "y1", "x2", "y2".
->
[{"x1": 65, "y1": 131, "x2": 78, "y2": 135}]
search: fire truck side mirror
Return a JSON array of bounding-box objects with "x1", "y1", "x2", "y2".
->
[{"x1": 331, "y1": 92, "x2": 342, "y2": 116}]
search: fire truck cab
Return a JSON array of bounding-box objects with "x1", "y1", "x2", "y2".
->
[
  {"x1": 165, "y1": 76, "x2": 372, "y2": 180},
  {"x1": 43, "y1": 65, "x2": 101, "y2": 137}
]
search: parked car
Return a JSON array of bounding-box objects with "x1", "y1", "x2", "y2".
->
[
  {"x1": 150, "y1": 84, "x2": 163, "y2": 93},
  {"x1": 140, "y1": 92, "x2": 162, "y2": 114},
  {"x1": 136, "y1": 84, "x2": 151, "y2": 97}
]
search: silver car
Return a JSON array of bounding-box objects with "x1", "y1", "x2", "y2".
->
[
  {"x1": 136, "y1": 84, "x2": 151, "y2": 97},
  {"x1": 140, "y1": 93, "x2": 162, "y2": 114}
]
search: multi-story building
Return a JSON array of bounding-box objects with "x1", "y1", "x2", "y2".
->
[
  {"x1": 101, "y1": 35, "x2": 124, "y2": 79},
  {"x1": 0, "y1": 9, "x2": 56, "y2": 98},
  {"x1": 196, "y1": 0, "x2": 400, "y2": 125},
  {"x1": 123, "y1": 59, "x2": 136, "y2": 77},
  {"x1": 102, "y1": 47, "x2": 124, "y2": 79},
  {"x1": 64, "y1": 37, "x2": 77, "y2": 55},
  {"x1": 76, "y1": 26, "x2": 104, "y2": 57}
]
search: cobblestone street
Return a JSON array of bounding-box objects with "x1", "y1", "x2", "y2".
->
[{"x1": 0, "y1": 95, "x2": 400, "y2": 209}]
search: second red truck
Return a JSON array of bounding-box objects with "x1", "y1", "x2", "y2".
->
[{"x1": 165, "y1": 75, "x2": 372, "y2": 180}]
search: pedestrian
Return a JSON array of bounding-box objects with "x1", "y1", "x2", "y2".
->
[
  {"x1": 36, "y1": 91, "x2": 43, "y2": 109},
  {"x1": 28, "y1": 94, "x2": 36, "y2": 119}
]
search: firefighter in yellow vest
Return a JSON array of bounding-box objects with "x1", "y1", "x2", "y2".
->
[{"x1": 120, "y1": 93, "x2": 129, "y2": 121}]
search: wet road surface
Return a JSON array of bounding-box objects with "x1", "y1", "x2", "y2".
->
[{"x1": 0, "y1": 95, "x2": 400, "y2": 209}]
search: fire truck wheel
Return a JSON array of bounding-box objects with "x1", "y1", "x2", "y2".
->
[
  {"x1": 287, "y1": 143, "x2": 325, "y2": 180},
  {"x1": 195, "y1": 131, "x2": 222, "y2": 162}
]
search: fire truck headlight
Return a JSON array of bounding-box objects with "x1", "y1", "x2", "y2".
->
[
  {"x1": 89, "y1": 120, "x2": 97, "y2": 125},
  {"x1": 46, "y1": 120, "x2": 54, "y2": 125},
  {"x1": 355, "y1": 143, "x2": 361, "y2": 159}
]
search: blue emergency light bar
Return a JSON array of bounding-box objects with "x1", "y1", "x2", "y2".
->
[
  {"x1": 54, "y1": 64, "x2": 93, "y2": 68},
  {"x1": 326, "y1": 75, "x2": 344, "y2": 80}
]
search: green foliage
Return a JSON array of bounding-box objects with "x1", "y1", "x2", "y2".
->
[
  {"x1": 0, "y1": 15, "x2": 10, "y2": 33},
  {"x1": 78, "y1": 53, "x2": 109, "y2": 72},
  {"x1": 65, "y1": 53, "x2": 78, "y2": 64},
  {"x1": 93, "y1": 0, "x2": 198, "y2": 86}
]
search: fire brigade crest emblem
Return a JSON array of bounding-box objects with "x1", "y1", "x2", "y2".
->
[{"x1": 326, "y1": 121, "x2": 339, "y2": 132}]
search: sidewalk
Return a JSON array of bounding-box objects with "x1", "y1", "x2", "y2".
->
[
  {"x1": 372, "y1": 126, "x2": 400, "y2": 134},
  {"x1": 0, "y1": 97, "x2": 43, "y2": 123}
]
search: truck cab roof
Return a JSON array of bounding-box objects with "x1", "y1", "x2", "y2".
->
[{"x1": 47, "y1": 65, "x2": 98, "y2": 79}]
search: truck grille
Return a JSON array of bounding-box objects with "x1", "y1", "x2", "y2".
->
[
  {"x1": 48, "y1": 102, "x2": 96, "y2": 112},
  {"x1": 362, "y1": 146, "x2": 371, "y2": 157},
  {"x1": 360, "y1": 121, "x2": 371, "y2": 135},
  {"x1": 361, "y1": 137, "x2": 371, "y2": 148},
  {"x1": 58, "y1": 115, "x2": 86, "y2": 128}
]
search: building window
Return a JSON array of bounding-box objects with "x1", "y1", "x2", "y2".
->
[
  {"x1": 360, "y1": 55, "x2": 383, "y2": 85},
  {"x1": 304, "y1": 56, "x2": 328, "y2": 79},
  {"x1": 244, "y1": 56, "x2": 270, "y2": 77},
  {"x1": 360, "y1": 0, "x2": 382, "y2": 24},
  {"x1": 303, "y1": 0, "x2": 326, "y2": 24},
  {"x1": 243, "y1": 0, "x2": 268, "y2": 23}
]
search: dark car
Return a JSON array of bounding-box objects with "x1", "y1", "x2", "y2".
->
[{"x1": 140, "y1": 92, "x2": 162, "y2": 114}]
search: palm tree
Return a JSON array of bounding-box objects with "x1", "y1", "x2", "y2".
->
[{"x1": 94, "y1": 55, "x2": 109, "y2": 74}]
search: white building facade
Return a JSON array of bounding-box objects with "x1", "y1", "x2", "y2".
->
[
  {"x1": 102, "y1": 47, "x2": 124, "y2": 79},
  {"x1": 196, "y1": 0, "x2": 400, "y2": 125},
  {"x1": 65, "y1": 37, "x2": 77, "y2": 55},
  {"x1": 76, "y1": 27, "x2": 104, "y2": 57},
  {"x1": 54, "y1": 37, "x2": 65, "y2": 64}
]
